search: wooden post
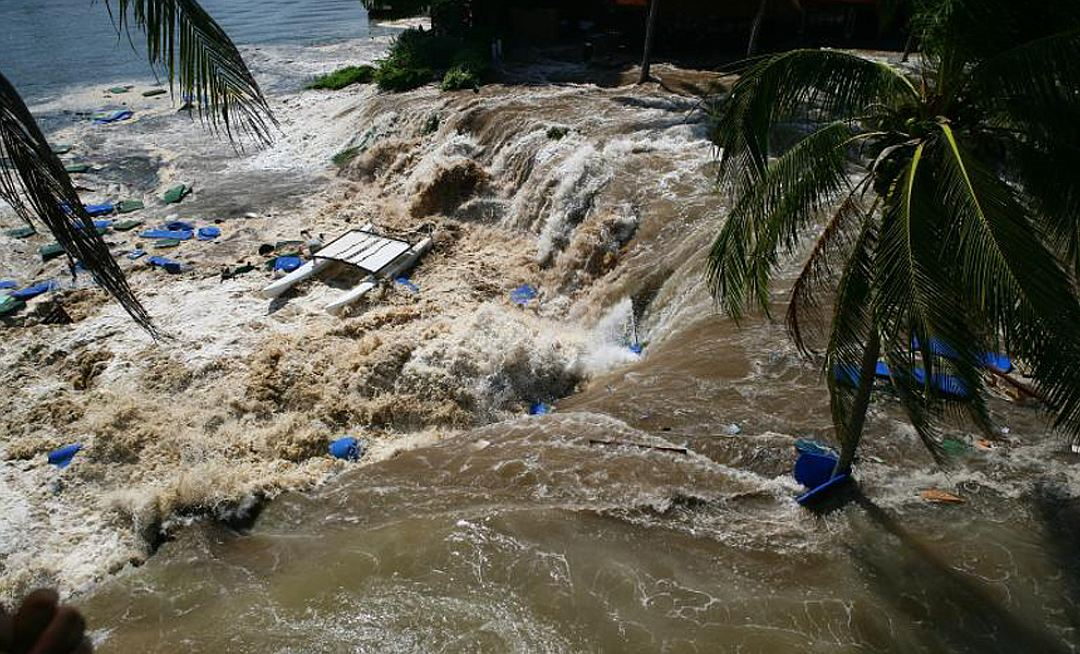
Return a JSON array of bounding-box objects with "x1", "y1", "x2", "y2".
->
[{"x1": 639, "y1": 0, "x2": 660, "y2": 84}]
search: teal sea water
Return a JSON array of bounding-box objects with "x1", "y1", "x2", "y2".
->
[{"x1": 0, "y1": 0, "x2": 374, "y2": 101}]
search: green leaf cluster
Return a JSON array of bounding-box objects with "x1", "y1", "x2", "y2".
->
[{"x1": 307, "y1": 65, "x2": 376, "y2": 90}]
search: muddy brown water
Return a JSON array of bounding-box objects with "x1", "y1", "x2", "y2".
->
[
  {"x1": 6, "y1": 27, "x2": 1074, "y2": 651},
  {"x1": 82, "y1": 230, "x2": 1080, "y2": 652}
]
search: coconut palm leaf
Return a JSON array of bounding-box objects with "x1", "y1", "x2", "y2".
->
[
  {"x1": 786, "y1": 183, "x2": 873, "y2": 355},
  {"x1": 0, "y1": 72, "x2": 155, "y2": 333},
  {"x1": 710, "y1": 49, "x2": 917, "y2": 184},
  {"x1": 707, "y1": 121, "x2": 854, "y2": 321},
  {"x1": 933, "y1": 126, "x2": 1080, "y2": 442},
  {"x1": 106, "y1": 0, "x2": 277, "y2": 146},
  {"x1": 824, "y1": 218, "x2": 878, "y2": 471}
]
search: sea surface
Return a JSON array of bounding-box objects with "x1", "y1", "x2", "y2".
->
[{"x1": 0, "y1": 0, "x2": 376, "y2": 101}]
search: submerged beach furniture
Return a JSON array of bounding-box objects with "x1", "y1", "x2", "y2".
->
[
  {"x1": 11, "y1": 281, "x2": 58, "y2": 300},
  {"x1": 196, "y1": 226, "x2": 221, "y2": 241},
  {"x1": 165, "y1": 221, "x2": 195, "y2": 232},
  {"x1": 39, "y1": 243, "x2": 64, "y2": 262},
  {"x1": 162, "y1": 184, "x2": 191, "y2": 204},
  {"x1": 142, "y1": 88, "x2": 167, "y2": 97},
  {"x1": 0, "y1": 280, "x2": 17, "y2": 290},
  {"x1": 48, "y1": 444, "x2": 82, "y2": 469},
  {"x1": 127, "y1": 249, "x2": 146, "y2": 260},
  {"x1": 911, "y1": 368, "x2": 971, "y2": 400},
  {"x1": 140, "y1": 228, "x2": 193, "y2": 241},
  {"x1": 395, "y1": 276, "x2": 419, "y2": 293},
  {"x1": 6, "y1": 226, "x2": 35, "y2": 239},
  {"x1": 511, "y1": 284, "x2": 538, "y2": 306},
  {"x1": 260, "y1": 224, "x2": 433, "y2": 315},
  {"x1": 117, "y1": 199, "x2": 144, "y2": 214},
  {"x1": 114, "y1": 219, "x2": 144, "y2": 231},
  {"x1": 273, "y1": 256, "x2": 303, "y2": 273},
  {"x1": 92, "y1": 109, "x2": 133, "y2": 124},
  {"x1": 792, "y1": 446, "x2": 852, "y2": 508},
  {"x1": 84, "y1": 204, "x2": 114, "y2": 217},
  {"x1": 0, "y1": 295, "x2": 25, "y2": 316},
  {"x1": 329, "y1": 437, "x2": 367, "y2": 461},
  {"x1": 64, "y1": 163, "x2": 90, "y2": 174},
  {"x1": 148, "y1": 256, "x2": 182, "y2": 273},
  {"x1": 529, "y1": 402, "x2": 553, "y2": 416}
]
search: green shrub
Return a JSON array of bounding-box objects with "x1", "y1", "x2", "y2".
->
[
  {"x1": 374, "y1": 63, "x2": 434, "y2": 92},
  {"x1": 440, "y1": 64, "x2": 480, "y2": 91},
  {"x1": 373, "y1": 26, "x2": 491, "y2": 93},
  {"x1": 307, "y1": 65, "x2": 376, "y2": 90}
]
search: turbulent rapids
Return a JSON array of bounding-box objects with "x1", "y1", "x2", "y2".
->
[{"x1": 0, "y1": 39, "x2": 1078, "y2": 652}]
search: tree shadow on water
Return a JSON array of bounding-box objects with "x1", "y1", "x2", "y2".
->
[{"x1": 847, "y1": 492, "x2": 1073, "y2": 654}]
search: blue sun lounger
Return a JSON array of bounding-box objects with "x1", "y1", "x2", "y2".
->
[
  {"x1": 11, "y1": 280, "x2": 58, "y2": 300},
  {"x1": 92, "y1": 109, "x2": 133, "y2": 124},
  {"x1": 140, "y1": 229, "x2": 193, "y2": 241}
]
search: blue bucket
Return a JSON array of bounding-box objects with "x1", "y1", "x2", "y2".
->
[
  {"x1": 329, "y1": 437, "x2": 367, "y2": 461},
  {"x1": 793, "y1": 451, "x2": 838, "y2": 489},
  {"x1": 529, "y1": 402, "x2": 552, "y2": 416},
  {"x1": 48, "y1": 443, "x2": 83, "y2": 469}
]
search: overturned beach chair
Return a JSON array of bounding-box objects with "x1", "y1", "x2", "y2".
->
[{"x1": 260, "y1": 225, "x2": 432, "y2": 314}]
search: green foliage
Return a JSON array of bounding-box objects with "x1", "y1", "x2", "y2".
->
[
  {"x1": 374, "y1": 62, "x2": 434, "y2": 91},
  {"x1": 374, "y1": 26, "x2": 490, "y2": 93},
  {"x1": 706, "y1": 0, "x2": 1080, "y2": 467},
  {"x1": 440, "y1": 64, "x2": 480, "y2": 91},
  {"x1": 307, "y1": 65, "x2": 376, "y2": 90}
]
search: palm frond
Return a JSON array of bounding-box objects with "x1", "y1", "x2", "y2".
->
[
  {"x1": 106, "y1": 0, "x2": 277, "y2": 146},
  {"x1": 934, "y1": 124, "x2": 1080, "y2": 443},
  {"x1": 871, "y1": 140, "x2": 992, "y2": 452},
  {"x1": 823, "y1": 217, "x2": 878, "y2": 470},
  {"x1": 786, "y1": 183, "x2": 874, "y2": 355},
  {"x1": 1007, "y1": 141, "x2": 1080, "y2": 275},
  {"x1": 0, "y1": 72, "x2": 155, "y2": 333},
  {"x1": 967, "y1": 28, "x2": 1080, "y2": 145},
  {"x1": 709, "y1": 49, "x2": 917, "y2": 185},
  {"x1": 706, "y1": 122, "x2": 854, "y2": 321}
]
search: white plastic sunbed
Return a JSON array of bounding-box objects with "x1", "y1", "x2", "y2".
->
[{"x1": 259, "y1": 225, "x2": 432, "y2": 314}]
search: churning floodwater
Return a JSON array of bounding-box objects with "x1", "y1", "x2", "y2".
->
[{"x1": 0, "y1": 3, "x2": 1078, "y2": 652}]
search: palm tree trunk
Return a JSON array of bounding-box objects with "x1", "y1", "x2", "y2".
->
[
  {"x1": 638, "y1": 0, "x2": 660, "y2": 84},
  {"x1": 835, "y1": 330, "x2": 881, "y2": 474},
  {"x1": 747, "y1": 0, "x2": 768, "y2": 56}
]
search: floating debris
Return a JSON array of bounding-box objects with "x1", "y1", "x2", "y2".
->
[
  {"x1": 48, "y1": 444, "x2": 83, "y2": 469},
  {"x1": 162, "y1": 184, "x2": 191, "y2": 204},
  {"x1": 511, "y1": 283, "x2": 538, "y2": 306},
  {"x1": 920, "y1": 489, "x2": 965, "y2": 504},
  {"x1": 117, "y1": 199, "x2": 144, "y2": 214},
  {"x1": 329, "y1": 437, "x2": 367, "y2": 461}
]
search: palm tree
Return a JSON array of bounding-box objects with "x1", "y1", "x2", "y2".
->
[
  {"x1": 0, "y1": 0, "x2": 275, "y2": 333},
  {"x1": 706, "y1": 0, "x2": 1080, "y2": 472}
]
